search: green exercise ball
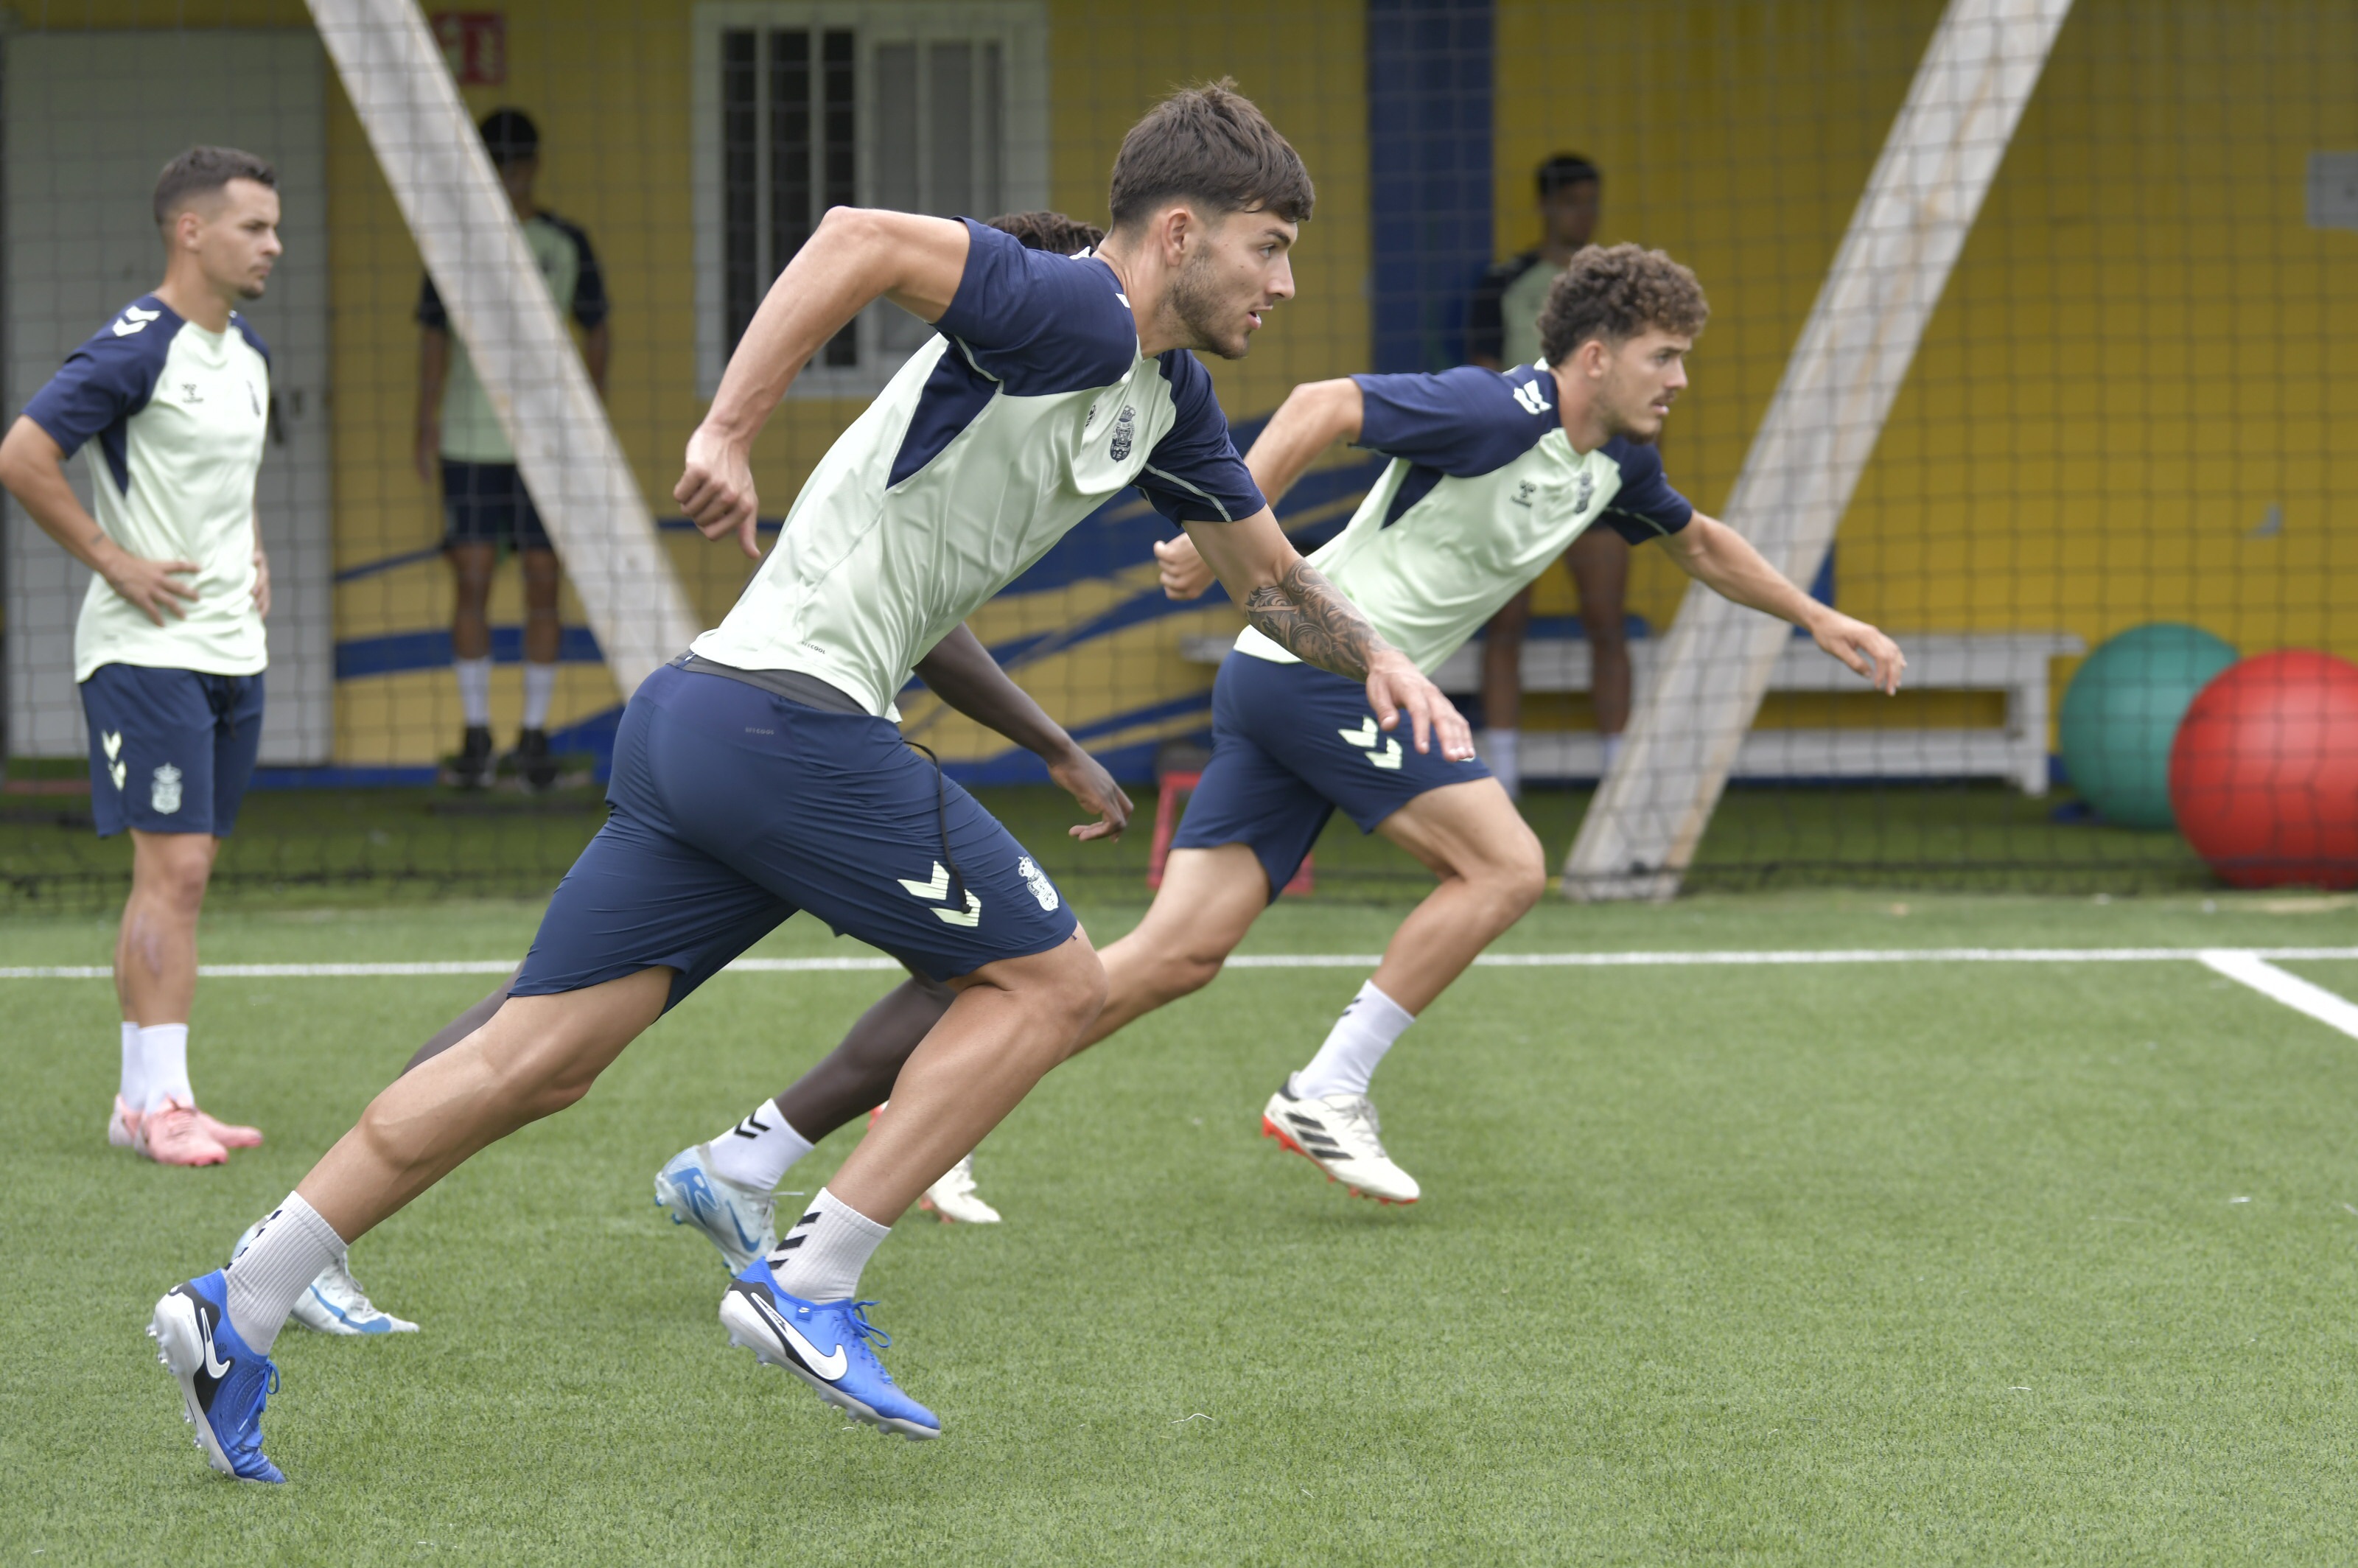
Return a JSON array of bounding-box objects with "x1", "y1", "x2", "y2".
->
[{"x1": 2058, "y1": 623, "x2": 2238, "y2": 828}]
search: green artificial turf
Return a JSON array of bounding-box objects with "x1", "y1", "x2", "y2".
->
[
  {"x1": 4, "y1": 890, "x2": 2357, "y2": 1562},
  {"x1": 1, "y1": 777, "x2": 2206, "y2": 914}
]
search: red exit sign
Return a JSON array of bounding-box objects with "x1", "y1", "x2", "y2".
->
[{"x1": 432, "y1": 12, "x2": 506, "y2": 86}]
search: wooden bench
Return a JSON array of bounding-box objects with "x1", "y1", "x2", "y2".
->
[{"x1": 1180, "y1": 631, "x2": 2085, "y2": 795}]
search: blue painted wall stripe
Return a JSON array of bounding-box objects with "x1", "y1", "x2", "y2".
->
[{"x1": 1368, "y1": 0, "x2": 1494, "y2": 374}]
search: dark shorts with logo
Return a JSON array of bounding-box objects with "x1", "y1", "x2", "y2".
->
[
  {"x1": 1170, "y1": 651, "x2": 1491, "y2": 900},
  {"x1": 441, "y1": 460, "x2": 554, "y2": 553},
  {"x1": 511, "y1": 660, "x2": 1078, "y2": 1009},
  {"x1": 78, "y1": 663, "x2": 267, "y2": 838}
]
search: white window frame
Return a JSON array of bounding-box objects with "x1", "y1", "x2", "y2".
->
[{"x1": 690, "y1": 1, "x2": 1049, "y2": 399}]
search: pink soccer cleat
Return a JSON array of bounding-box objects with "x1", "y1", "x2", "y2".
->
[
  {"x1": 108, "y1": 1096, "x2": 144, "y2": 1149},
  {"x1": 192, "y1": 1107, "x2": 263, "y2": 1149},
  {"x1": 136, "y1": 1099, "x2": 229, "y2": 1167}
]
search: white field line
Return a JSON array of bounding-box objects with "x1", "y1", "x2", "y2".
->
[
  {"x1": 2, "y1": 948, "x2": 2355, "y2": 981},
  {"x1": 2198, "y1": 951, "x2": 2358, "y2": 1041}
]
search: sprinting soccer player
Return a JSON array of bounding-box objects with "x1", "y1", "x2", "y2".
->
[
  {"x1": 0, "y1": 147, "x2": 283, "y2": 1169},
  {"x1": 665, "y1": 243, "x2": 1908, "y2": 1213},
  {"x1": 414, "y1": 108, "x2": 609, "y2": 791},
  {"x1": 150, "y1": 81, "x2": 1469, "y2": 1480}
]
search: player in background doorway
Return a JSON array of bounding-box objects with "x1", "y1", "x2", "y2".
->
[
  {"x1": 1467, "y1": 153, "x2": 1626, "y2": 796},
  {"x1": 414, "y1": 108, "x2": 609, "y2": 791},
  {"x1": 0, "y1": 147, "x2": 279, "y2": 1167}
]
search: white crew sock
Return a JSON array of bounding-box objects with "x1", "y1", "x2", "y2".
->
[
  {"x1": 1600, "y1": 732, "x2": 1624, "y2": 774},
  {"x1": 1481, "y1": 727, "x2": 1522, "y2": 800},
  {"x1": 521, "y1": 661, "x2": 557, "y2": 729},
  {"x1": 455, "y1": 656, "x2": 494, "y2": 727},
  {"x1": 766, "y1": 1186, "x2": 889, "y2": 1302},
  {"x1": 705, "y1": 1099, "x2": 815, "y2": 1191},
  {"x1": 223, "y1": 1192, "x2": 346, "y2": 1353},
  {"x1": 1290, "y1": 980, "x2": 1417, "y2": 1102},
  {"x1": 119, "y1": 1021, "x2": 145, "y2": 1109},
  {"x1": 140, "y1": 1023, "x2": 192, "y2": 1112}
]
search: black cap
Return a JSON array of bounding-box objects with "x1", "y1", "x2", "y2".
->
[
  {"x1": 478, "y1": 108, "x2": 539, "y2": 167},
  {"x1": 1537, "y1": 153, "x2": 1600, "y2": 196}
]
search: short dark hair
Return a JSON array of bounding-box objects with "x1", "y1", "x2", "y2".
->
[
  {"x1": 479, "y1": 108, "x2": 539, "y2": 167},
  {"x1": 1108, "y1": 78, "x2": 1313, "y2": 232},
  {"x1": 1537, "y1": 243, "x2": 1709, "y2": 365},
  {"x1": 987, "y1": 211, "x2": 1106, "y2": 254},
  {"x1": 1537, "y1": 153, "x2": 1601, "y2": 197},
  {"x1": 152, "y1": 146, "x2": 276, "y2": 229}
]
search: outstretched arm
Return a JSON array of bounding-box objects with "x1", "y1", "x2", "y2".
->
[
  {"x1": 1152, "y1": 377, "x2": 1366, "y2": 602},
  {"x1": 914, "y1": 625, "x2": 1133, "y2": 841},
  {"x1": 675, "y1": 209, "x2": 973, "y2": 557},
  {"x1": 1182, "y1": 508, "x2": 1474, "y2": 760},
  {"x1": 1654, "y1": 513, "x2": 1907, "y2": 694}
]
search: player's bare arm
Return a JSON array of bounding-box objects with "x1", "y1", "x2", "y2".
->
[
  {"x1": 1154, "y1": 377, "x2": 1367, "y2": 601},
  {"x1": 413, "y1": 324, "x2": 448, "y2": 483},
  {"x1": 1183, "y1": 510, "x2": 1474, "y2": 760},
  {"x1": 1657, "y1": 512, "x2": 1906, "y2": 694},
  {"x1": 250, "y1": 505, "x2": 270, "y2": 620},
  {"x1": 0, "y1": 414, "x2": 198, "y2": 625},
  {"x1": 913, "y1": 625, "x2": 1133, "y2": 841},
  {"x1": 676, "y1": 209, "x2": 973, "y2": 556}
]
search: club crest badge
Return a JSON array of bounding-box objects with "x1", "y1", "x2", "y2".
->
[
  {"x1": 1016, "y1": 855, "x2": 1060, "y2": 911},
  {"x1": 1108, "y1": 405, "x2": 1136, "y2": 461},
  {"x1": 151, "y1": 763, "x2": 183, "y2": 816},
  {"x1": 1571, "y1": 471, "x2": 1595, "y2": 514}
]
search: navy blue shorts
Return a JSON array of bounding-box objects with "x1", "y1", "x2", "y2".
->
[
  {"x1": 511, "y1": 662, "x2": 1078, "y2": 1009},
  {"x1": 441, "y1": 460, "x2": 553, "y2": 553},
  {"x1": 1171, "y1": 653, "x2": 1491, "y2": 900},
  {"x1": 79, "y1": 664, "x2": 267, "y2": 838}
]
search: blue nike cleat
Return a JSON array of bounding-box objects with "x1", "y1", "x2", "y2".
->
[
  {"x1": 654, "y1": 1144, "x2": 779, "y2": 1273},
  {"x1": 718, "y1": 1261, "x2": 940, "y2": 1440},
  {"x1": 148, "y1": 1271, "x2": 284, "y2": 1483}
]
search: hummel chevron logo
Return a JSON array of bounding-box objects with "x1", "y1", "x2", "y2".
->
[
  {"x1": 1337, "y1": 716, "x2": 1404, "y2": 771},
  {"x1": 752, "y1": 1292, "x2": 849, "y2": 1381},
  {"x1": 897, "y1": 861, "x2": 982, "y2": 927},
  {"x1": 102, "y1": 729, "x2": 123, "y2": 761},
  {"x1": 112, "y1": 305, "x2": 162, "y2": 337},
  {"x1": 1512, "y1": 380, "x2": 1553, "y2": 416}
]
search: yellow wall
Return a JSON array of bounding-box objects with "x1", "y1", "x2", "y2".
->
[
  {"x1": 316, "y1": 0, "x2": 1368, "y2": 766},
  {"x1": 1495, "y1": 0, "x2": 2358, "y2": 736}
]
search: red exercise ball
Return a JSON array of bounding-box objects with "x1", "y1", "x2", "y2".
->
[{"x1": 2168, "y1": 649, "x2": 2358, "y2": 889}]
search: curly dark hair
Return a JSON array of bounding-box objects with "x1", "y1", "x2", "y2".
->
[
  {"x1": 1536, "y1": 243, "x2": 1709, "y2": 365},
  {"x1": 986, "y1": 211, "x2": 1106, "y2": 255}
]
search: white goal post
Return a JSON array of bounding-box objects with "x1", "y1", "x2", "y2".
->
[
  {"x1": 1563, "y1": 0, "x2": 2076, "y2": 900},
  {"x1": 307, "y1": 0, "x2": 701, "y2": 697}
]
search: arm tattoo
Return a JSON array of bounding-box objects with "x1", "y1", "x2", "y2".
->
[{"x1": 1242, "y1": 559, "x2": 1387, "y2": 682}]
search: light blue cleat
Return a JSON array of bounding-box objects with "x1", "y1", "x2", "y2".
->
[
  {"x1": 148, "y1": 1270, "x2": 284, "y2": 1483},
  {"x1": 231, "y1": 1220, "x2": 419, "y2": 1337},
  {"x1": 718, "y1": 1261, "x2": 940, "y2": 1440},
  {"x1": 654, "y1": 1143, "x2": 778, "y2": 1273}
]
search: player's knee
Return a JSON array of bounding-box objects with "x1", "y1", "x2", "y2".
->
[
  {"x1": 139, "y1": 844, "x2": 213, "y2": 913},
  {"x1": 1043, "y1": 939, "x2": 1110, "y2": 1032},
  {"x1": 1155, "y1": 946, "x2": 1226, "y2": 1002},
  {"x1": 1465, "y1": 827, "x2": 1547, "y2": 918}
]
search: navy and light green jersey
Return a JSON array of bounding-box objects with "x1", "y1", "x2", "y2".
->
[
  {"x1": 693, "y1": 219, "x2": 1264, "y2": 717},
  {"x1": 1467, "y1": 250, "x2": 1561, "y2": 371},
  {"x1": 416, "y1": 209, "x2": 606, "y2": 463},
  {"x1": 1234, "y1": 360, "x2": 1692, "y2": 675},
  {"x1": 24, "y1": 295, "x2": 270, "y2": 682}
]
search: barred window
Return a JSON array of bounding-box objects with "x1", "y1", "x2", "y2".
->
[{"x1": 693, "y1": 4, "x2": 1049, "y2": 397}]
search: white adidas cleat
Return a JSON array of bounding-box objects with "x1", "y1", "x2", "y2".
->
[
  {"x1": 232, "y1": 1221, "x2": 420, "y2": 1336},
  {"x1": 917, "y1": 1154, "x2": 1001, "y2": 1224},
  {"x1": 1260, "y1": 1083, "x2": 1421, "y2": 1205}
]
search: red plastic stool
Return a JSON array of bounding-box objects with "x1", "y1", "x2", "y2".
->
[{"x1": 1147, "y1": 770, "x2": 1312, "y2": 895}]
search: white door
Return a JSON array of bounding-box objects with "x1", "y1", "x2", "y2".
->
[{"x1": 4, "y1": 29, "x2": 331, "y2": 765}]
